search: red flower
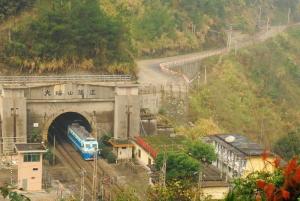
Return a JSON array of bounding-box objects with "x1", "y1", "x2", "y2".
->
[
  {"x1": 257, "y1": 180, "x2": 267, "y2": 189},
  {"x1": 262, "y1": 150, "x2": 270, "y2": 161},
  {"x1": 273, "y1": 157, "x2": 281, "y2": 168},
  {"x1": 280, "y1": 189, "x2": 290, "y2": 200},
  {"x1": 285, "y1": 158, "x2": 298, "y2": 176},
  {"x1": 264, "y1": 184, "x2": 275, "y2": 199},
  {"x1": 292, "y1": 167, "x2": 300, "y2": 183}
]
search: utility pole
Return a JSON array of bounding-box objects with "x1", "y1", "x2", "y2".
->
[
  {"x1": 197, "y1": 165, "x2": 203, "y2": 200},
  {"x1": 160, "y1": 146, "x2": 167, "y2": 187},
  {"x1": 80, "y1": 168, "x2": 86, "y2": 201},
  {"x1": 266, "y1": 17, "x2": 270, "y2": 32},
  {"x1": 227, "y1": 25, "x2": 233, "y2": 50},
  {"x1": 258, "y1": 7, "x2": 262, "y2": 30},
  {"x1": 10, "y1": 166, "x2": 13, "y2": 185},
  {"x1": 11, "y1": 105, "x2": 18, "y2": 143},
  {"x1": 204, "y1": 66, "x2": 207, "y2": 85},
  {"x1": 8, "y1": 28, "x2": 11, "y2": 43},
  {"x1": 126, "y1": 105, "x2": 132, "y2": 139},
  {"x1": 92, "y1": 134, "x2": 98, "y2": 201},
  {"x1": 288, "y1": 8, "x2": 291, "y2": 24},
  {"x1": 52, "y1": 135, "x2": 56, "y2": 165},
  {"x1": 234, "y1": 41, "x2": 237, "y2": 56}
]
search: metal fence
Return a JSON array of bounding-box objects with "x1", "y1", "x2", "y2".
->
[{"x1": 0, "y1": 75, "x2": 132, "y2": 83}]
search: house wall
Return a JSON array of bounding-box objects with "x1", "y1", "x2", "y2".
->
[
  {"x1": 114, "y1": 147, "x2": 133, "y2": 160},
  {"x1": 202, "y1": 186, "x2": 229, "y2": 200},
  {"x1": 243, "y1": 156, "x2": 275, "y2": 177},
  {"x1": 132, "y1": 142, "x2": 154, "y2": 167},
  {"x1": 212, "y1": 140, "x2": 246, "y2": 177},
  {"x1": 17, "y1": 153, "x2": 43, "y2": 191}
]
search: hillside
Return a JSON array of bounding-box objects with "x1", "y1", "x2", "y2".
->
[
  {"x1": 189, "y1": 26, "x2": 300, "y2": 146},
  {"x1": 0, "y1": 0, "x2": 300, "y2": 74}
]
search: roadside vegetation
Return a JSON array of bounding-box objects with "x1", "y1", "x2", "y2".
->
[
  {"x1": 225, "y1": 155, "x2": 300, "y2": 201},
  {"x1": 189, "y1": 26, "x2": 300, "y2": 145},
  {"x1": 1, "y1": 0, "x2": 300, "y2": 74}
]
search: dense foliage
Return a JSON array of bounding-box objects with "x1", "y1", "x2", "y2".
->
[
  {"x1": 4, "y1": 0, "x2": 135, "y2": 74},
  {"x1": 0, "y1": 185, "x2": 31, "y2": 201},
  {"x1": 187, "y1": 141, "x2": 217, "y2": 163},
  {"x1": 101, "y1": 0, "x2": 300, "y2": 57},
  {"x1": 147, "y1": 180, "x2": 209, "y2": 201},
  {"x1": 115, "y1": 188, "x2": 139, "y2": 201},
  {"x1": 1, "y1": 0, "x2": 300, "y2": 74},
  {"x1": 190, "y1": 27, "x2": 300, "y2": 143},
  {"x1": 227, "y1": 156, "x2": 300, "y2": 201},
  {"x1": 0, "y1": 0, "x2": 35, "y2": 21},
  {"x1": 154, "y1": 139, "x2": 216, "y2": 181},
  {"x1": 274, "y1": 128, "x2": 300, "y2": 160},
  {"x1": 155, "y1": 151, "x2": 200, "y2": 181}
]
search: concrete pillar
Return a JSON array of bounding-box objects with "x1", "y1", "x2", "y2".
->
[
  {"x1": 0, "y1": 88, "x2": 27, "y2": 154},
  {"x1": 114, "y1": 85, "x2": 140, "y2": 139}
]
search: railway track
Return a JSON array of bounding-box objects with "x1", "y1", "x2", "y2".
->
[{"x1": 53, "y1": 133, "x2": 123, "y2": 201}]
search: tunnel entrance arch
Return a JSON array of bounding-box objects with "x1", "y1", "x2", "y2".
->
[{"x1": 42, "y1": 111, "x2": 96, "y2": 143}]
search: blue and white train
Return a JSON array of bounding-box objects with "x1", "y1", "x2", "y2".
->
[{"x1": 67, "y1": 123, "x2": 98, "y2": 160}]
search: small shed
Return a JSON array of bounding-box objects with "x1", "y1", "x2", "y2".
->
[
  {"x1": 108, "y1": 139, "x2": 134, "y2": 161},
  {"x1": 15, "y1": 143, "x2": 47, "y2": 191}
]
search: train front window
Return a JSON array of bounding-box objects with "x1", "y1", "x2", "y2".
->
[
  {"x1": 85, "y1": 144, "x2": 91, "y2": 149},
  {"x1": 93, "y1": 144, "x2": 97, "y2": 148}
]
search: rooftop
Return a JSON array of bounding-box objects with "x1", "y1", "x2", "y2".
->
[
  {"x1": 15, "y1": 143, "x2": 47, "y2": 153},
  {"x1": 207, "y1": 134, "x2": 265, "y2": 156},
  {"x1": 109, "y1": 139, "x2": 134, "y2": 147},
  {"x1": 134, "y1": 134, "x2": 187, "y2": 158},
  {"x1": 140, "y1": 134, "x2": 187, "y2": 152}
]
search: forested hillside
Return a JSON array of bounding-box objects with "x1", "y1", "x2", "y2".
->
[
  {"x1": 0, "y1": 0, "x2": 299, "y2": 74},
  {"x1": 189, "y1": 26, "x2": 300, "y2": 145},
  {"x1": 0, "y1": 0, "x2": 35, "y2": 21}
]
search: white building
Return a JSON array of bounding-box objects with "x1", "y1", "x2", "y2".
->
[{"x1": 205, "y1": 134, "x2": 275, "y2": 178}]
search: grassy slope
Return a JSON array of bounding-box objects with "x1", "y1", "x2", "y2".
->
[{"x1": 190, "y1": 26, "x2": 300, "y2": 145}]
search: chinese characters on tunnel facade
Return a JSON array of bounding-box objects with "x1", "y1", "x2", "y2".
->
[{"x1": 43, "y1": 89, "x2": 96, "y2": 97}]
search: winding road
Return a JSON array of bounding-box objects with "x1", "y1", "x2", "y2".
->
[{"x1": 137, "y1": 25, "x2": 288, "y2": 85}]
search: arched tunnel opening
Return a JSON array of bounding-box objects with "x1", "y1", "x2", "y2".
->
[{"x1": 48, "y1": 112, "x2": 92, "y2": 145}]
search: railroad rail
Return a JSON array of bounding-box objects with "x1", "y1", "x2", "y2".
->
[
  {"x1": 52, "y1": 132, "x2": 122, "y2": 201},
  {"x1": 0, "y1": 75, "x2": 132, "y2": 83}
]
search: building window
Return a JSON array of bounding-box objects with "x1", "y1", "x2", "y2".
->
[
  {"x1": 24, "y1": 153, "x2": 40, "y2": 162},
  {"x1": 138, "y1": 149, "x2": 141, "y2": 158},
  {"x1": 148, "y1": 158, "x2": 152, "y2": 165},
  {"x1": 33, "y1": 168, "x2": 38, "y2": 171},
  {"x1": 122, "y1": 147, "x2": 127, "y2": 149}
]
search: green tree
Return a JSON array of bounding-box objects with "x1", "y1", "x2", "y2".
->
[
  {"x1": 187, "y1": 140, "x2": 217, "y2": 163},
  {"x1": 273, "y1": 129, "x2": 300, "y2": 160},
  {"x1": 135, "y1": 0, "x2": 175, "y2": 41},
  {"x1": 5, "y1": 0, "x2": 135, "y2": 74},
  {"x1": 155, "y1": 151, "x2": 200, "y2": 181},
  {"x1": 0, "y1": 185, "x2": 31, "y2": 201},
  {"x1": 0, "y1": 0, "x2": 35, "y2": 21}
]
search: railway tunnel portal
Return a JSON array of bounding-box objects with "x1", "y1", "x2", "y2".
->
[
  {"x1": 0, "y1": 75, "x2": 140, "y2": 154},
  {"x1": 47, "y1": 112, "x2": 92, "y2": 143}
]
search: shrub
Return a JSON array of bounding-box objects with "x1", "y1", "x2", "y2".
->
[
  {"x1": 100, "y1": 146, "x2": 111, "y2": 159},
  {"x1": 106, "y1": 152, "x2": 117, "y2": 164}
]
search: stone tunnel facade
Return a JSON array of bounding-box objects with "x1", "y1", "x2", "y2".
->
[{"x1": 0, "y1": 82, "x2": 140, "y2": 154}]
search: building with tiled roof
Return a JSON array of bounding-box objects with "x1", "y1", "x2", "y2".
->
[{"x1": 204, "y1": 134, "x2": 275, "y2": 178}]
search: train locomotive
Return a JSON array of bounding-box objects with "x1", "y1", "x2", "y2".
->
[{"x1": 67, "y1": 123, "x2": 98, "y2": 160}]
